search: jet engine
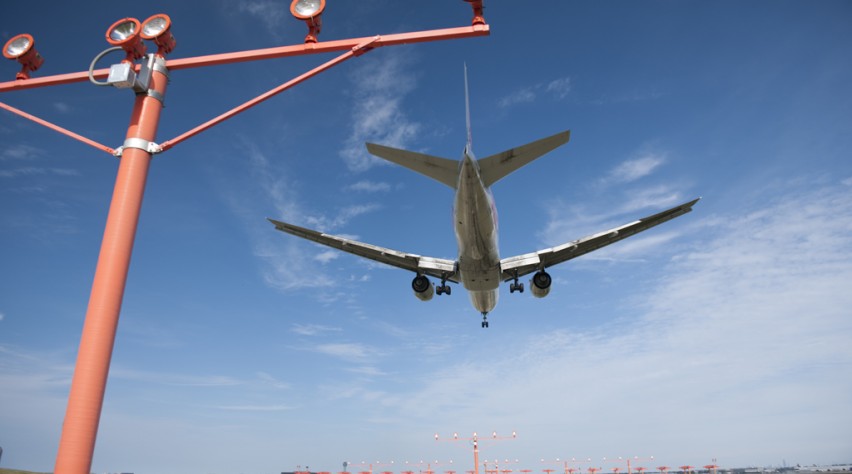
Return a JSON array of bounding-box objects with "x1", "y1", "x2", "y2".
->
[
  {"x1": 530, "y1": 270, "x2": 552, "y2": 298},
  {"x1": 412, "y1": 275, "x2": 434, "y2": 301}
]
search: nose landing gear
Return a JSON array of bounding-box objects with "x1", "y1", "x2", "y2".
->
[{"x1": 481, "y1": 312, "x2": 489, "y2": 328}]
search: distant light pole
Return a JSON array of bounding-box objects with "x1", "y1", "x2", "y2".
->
[
  {"x1": 1, "y1": 4, "x2": 490, "y2": 474},
  {"x1": 436, "y1": 431, "x2": 517, "y2": 474},
  {"x1": 543, "y1": 456, "x2": 592, "y2": 474},
  {"x1": 603, "y1": 457, "x2": 655, "y2": 474}
]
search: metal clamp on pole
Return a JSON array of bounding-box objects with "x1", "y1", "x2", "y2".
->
[{"x1": 113, "y1": 137, "x2": 162, "y2": 157}]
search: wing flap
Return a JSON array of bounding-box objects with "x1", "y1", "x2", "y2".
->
[
  {"x1": 500, "y1": 197, "x2": 700, "y2": 280},
  {"x1": 268, "y1": 218, "x2": 459, "y2": 282}
]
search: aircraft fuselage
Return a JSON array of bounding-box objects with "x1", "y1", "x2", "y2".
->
[{"x1": 453, "y1": 149, "x2": 501, "y2": 315}]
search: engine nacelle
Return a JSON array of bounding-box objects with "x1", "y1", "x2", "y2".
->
[
  {"x1": 530, "y1": 270, "x2": 552, "y2": 298},
  {"x1": 412, "y1": 275, "x2": 434, "y2": 301}
]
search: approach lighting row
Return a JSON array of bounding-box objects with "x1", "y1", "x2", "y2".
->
[{"x1": 4, "y1": 1, "x2": 326, "y2": 81}]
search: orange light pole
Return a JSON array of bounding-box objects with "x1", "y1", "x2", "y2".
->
[
  {"x1": 436, "y1": 431, "x2": 516, "y2": 474},
  {"x1": 51, "y1": 30, "x2": 171, "y2": 474},
  {"x1": 679, "y1": 466, "x2": 694, "y2": 474},
  {"x1": 657, "y1": 467, "x2": 669, "y2": 474},
  {"x1": 703, "y1": 463, "x2": 719, "y2": 474},
  {"x1": 1, "y1": 5, "x2": 490, "y2": 474}
]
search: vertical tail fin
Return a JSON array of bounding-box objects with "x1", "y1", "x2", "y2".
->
[{"x1": 464, "y1": 63, "x2": 473, "y2": 156}]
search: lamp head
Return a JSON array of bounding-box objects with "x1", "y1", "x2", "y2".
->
[
  {"x1": 463, "y1": 0, "x2": 486, "y2": 26},
  {"x1": 3, "y1": 33, "x2": 44, "y2": 80},
  {"x1": 141, "y1": 14, "x2": 176, "y2": 55},
  {"x1": 106, "y1": 17, "x2": 146, "y2": 61},
  {"x1": 290, "y1": 0, "x2": 325, "y2": 43}
]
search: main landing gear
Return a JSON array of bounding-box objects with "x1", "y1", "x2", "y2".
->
[
  {"x1": 509, "y1": 269, "x2": 524, "y2": 293},
  {"x1": 481, "y1": 312, "x2": 489, "y2": 328},
  {"x1": 436, "y1": 273, "x2": 452, "y2": 295}
]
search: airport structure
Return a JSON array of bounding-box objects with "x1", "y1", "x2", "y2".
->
[{"x1": 1, "y1": 2, "x2": 489, "y2": 473}]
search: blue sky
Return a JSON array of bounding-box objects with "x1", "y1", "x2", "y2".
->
[{"x1": 2, "y1": 1, "x2": 852, "y2": 473}]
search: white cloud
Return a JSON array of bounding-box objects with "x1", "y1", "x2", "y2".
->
[
  {"x1": 290, "y1": 324, "x2": 342, "y2": 336},
  {"x1": 110, "y1": 367, "x2": 242, "y2": 387},
  {"x1": 540, "y1": 183, "x2": 686, "y2": 252},
  {"x1": 315, "y1": 250, "x2": 341, "y2": 264},
  {"x1": 347, "y1": 180, "x2": 392, "y2": 193},
  {"x1": 236, "y1": 1, "x2": 289, "y2": 39},
  {"x1": 604, "y1": 153, "x2": 666, "y2": 184},
  {"x1": 346, "y1": 366, "x2": 388, "y2": 377},
  {"x1": 1, "y1": 144, "x2": 43, "y2": 161},
  {"x1": 545, "y1": 77, "x2": 572, "y2": 99},
  {"x1": 359, "y1": 178, "x2": 852, "y2": 464},
  {"x1": 497, "y1": 88, "x2": 536, "y2": 108},
  {"x1": 304, "y1": 203, "x2": 380, "y2": 232},
  {"x1": 256, "y1": 371, "x2": 290, "y2": 390},
  {"x1": 340, "y1": 51, "x2": 421, "y2": 172},
  {"x1": 313, "y1": 343, "x2": 380, "y2": 362},
  {"x1": 214, "y1": 404, "x2": 295, "y2": 411},
  {"x1": 497, "y1": 76, "x2": 572, "y2": 109}
]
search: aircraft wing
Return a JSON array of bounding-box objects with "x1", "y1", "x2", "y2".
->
[
  {"x1": 499, "y1": 197, "x2": 701, "y2": 281},
  {"x1": 267, "y1": 218, "x2": 459, "y2": 283}
]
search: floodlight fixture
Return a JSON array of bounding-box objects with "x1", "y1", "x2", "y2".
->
[
  {"x1": 3, "y1": 33, "x2": 44, "y2": 80},
  {"x1": 141, "y1": 14, "x2": 176, "y2": 55},
  {"x1": 463, "y1": 0, "x2": 485, "y2": 26},
  {"x1": 290, "y1": 0, "x2": 325, "y2": 43},
  {"x1": 105, "y1": 17, "x2": 146, "y2": 61}
]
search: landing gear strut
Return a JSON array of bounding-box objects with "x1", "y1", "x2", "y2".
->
[
  {"x1": 480, "y1": 312, "x2": 489, "y2": 328},
  {"x1": 509, "y1": 269, "x2": 524, "y2": 293},
  {"x1": 436, "y1": 272, "x2": 452, "y2": 295}
]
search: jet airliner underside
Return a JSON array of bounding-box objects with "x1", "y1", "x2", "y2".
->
[{"x1": 269, "y1": 69, "x2": 699, "y2": 327}]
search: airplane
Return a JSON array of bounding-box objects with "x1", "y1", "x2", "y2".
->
[{"x1": 269, "y1": 66, "x2": 699, "y2": 328}]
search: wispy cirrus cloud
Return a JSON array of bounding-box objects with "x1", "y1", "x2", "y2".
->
[
  {"x1": 0, "y1": 167, "x2": 80, "y2": 178},
  {"x1": 354, "y1": 178, "x2": 852, "y2": 464},
  {"x1": 304, "y1": 203, "x2": 381, "y2": 232},
  {"x1": 313, "y1": 342, "x2": 381, "y2": 362},
  {"x1": 603, "y1": 152, "x2": 666, "y2": 184},
  {"x1": 497, "y1": 76, "x2": 572, "y2": 108},
  {"x1": 340, "y1": 51, "x2": 421, "y2": 172},
  {"x1": 1, "y1": 144, "x2": 43, "y2": 161},
  {"x1": 214, "y1": 404, "x2": 295, "y2": 411},
  {"x1": 290, "y1": 323, "x2": 342, "y2": 336},
  {"x1": 235, "y1": 1, "x2": 289, "y2": 40},
  {"x1": 346, "y1": 180, "x2": 392, "y2": 193},
  {"x1": 540, "y1": 182, "x2": 686, "y2": 254}
]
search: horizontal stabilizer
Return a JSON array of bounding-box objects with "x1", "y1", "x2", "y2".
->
[
  {"x1": 366, "y1": 143, "x2": 459, "y2": 189},
  {"x1": 478, "y1": 130, "x2": 571, "y2": 187}
]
